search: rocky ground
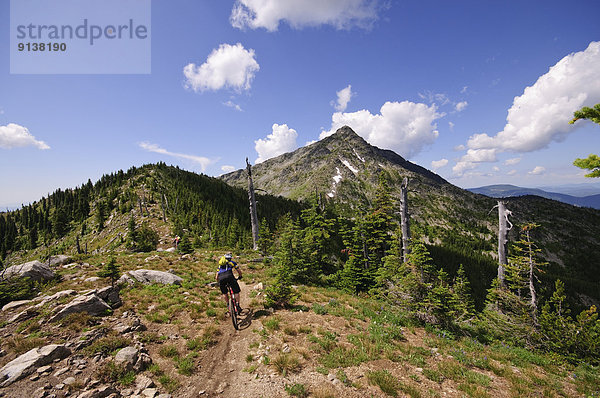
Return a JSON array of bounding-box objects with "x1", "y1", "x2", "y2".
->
[{"x1": 0, "y1": 251, "x2": 597, "y2": 398}]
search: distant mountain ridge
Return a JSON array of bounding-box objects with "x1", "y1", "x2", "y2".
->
[{"x1": 468, "y1": 184, "x2": 600, "y2": 210}]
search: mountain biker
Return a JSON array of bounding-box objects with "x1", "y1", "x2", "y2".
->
[{"x1": 216, "y1": 253, "x2": 243, "y2": 313}]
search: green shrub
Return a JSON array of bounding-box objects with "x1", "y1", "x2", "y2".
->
[
  {"x1": 158, "y1": 374, "x2": 179, "y2": 393},
  {"x1": 0, "y1": 277, "x2": 36, "y2": 307},
  {"x1": 273, "y1": 353, "x2": 301, "y2": 376},
  {"x1": 83, "y1": 334, "x2": 131, "y2": 356},
  {"x1": 97, "y1": 361, "x2": 135, "y2": 385},
  {"x1": 176, "y1": 355, "x2": 195, "y2": 376},
  {"x1": 159, "y1": 344, "x2": 179, "y2": 358},
  {"x1": 312, "y1": 303, "x2": 328, "y2": 315},
  {"x1": 263, "y1": 317, "x2": 280, "y2": 331},
  {"x1": 285, "y1": 383, "x2": 308, "y2": 398},
  {"x1": 367, "y1": 370, "x2": 400, "y2": 397}
]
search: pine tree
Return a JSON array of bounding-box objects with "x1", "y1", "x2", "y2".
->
[
  {"x1": 136, "y1": 222, "x2": 158, "y2": 252},
  {"x1": 264, "y1": 215, "x2": 300, "y2": 308},
  {"x1": 178, "y1": 233, "x2": 193, "y2": 254},
  {"x1": 258, "y1": 218, "x2": 274, "y2": 254},
  {"x1": 126, "y1": 214, "x2": 137, "y2": 250},
  {"x1": 508, "y1": 223, "x2": 546, "y2": 324},
  {"x1": 299, "y1": 198, "x2": 335, "y2": 284},
  {"x1": 478, "y1": 278, "x2": 535, "y2": 345},
  {"x1": 97, "y1": 256, "x2": 121, "y2": 287},
  {"x1": 96, "y1": 200, "x2": 106, "y2": 231},
  {"x1": 451, "y1": 265, "x2": 476, "y2": 322}
]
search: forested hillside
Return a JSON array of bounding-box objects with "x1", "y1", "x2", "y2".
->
[
  {"x1": 222, "y1": 127, "x2": 600, "y2": 310},
  {"x1": 0, "y1": 163, "x2": 301, "y2": 267}
]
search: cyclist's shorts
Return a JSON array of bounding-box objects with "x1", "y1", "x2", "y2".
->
[{"x1": 219, "y1": 274, "x2": 241, "y2": 295}]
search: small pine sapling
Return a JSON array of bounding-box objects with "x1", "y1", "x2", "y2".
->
[{"x1": 98, "y1": 256, "x2": 121, "y2": 287}]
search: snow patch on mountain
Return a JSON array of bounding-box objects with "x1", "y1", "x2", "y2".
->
[{"x1": 341, "y1": 159, "x2": 358, "y2": 174}]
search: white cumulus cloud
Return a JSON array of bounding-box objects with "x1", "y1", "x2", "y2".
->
[
  {"x1": 320, "y1": 101, "x2": 443, "y2": 159},
  {"x1": 467, "y1": 41, "x2": 600, "y2": 153},
  {"x1": 223, "y1": 100, "x2": 243, "y2": 111},
  {"x1": 230, "y1": 0, "x2": 380, "y2": 31},
  {"x1": 504, "y1": 157, "x2": 521, "y2": 166},
  {"x1": 431, "y1": 159, "x2": 449, "y2": 170},
  {"x1": 221, "y1": 165, "x2": 236, "y2": 173},
  {"x1": 528, "y1": 166, "x2": 546, "y2": 175},
  {"x1": 255, "y1": 124, "x2": 298, "y2": 163},
  {"x1": 332, "y1": 85, "x2": 354, "y2": 111},
  {"x1": 453, "y1": 148, "x2": 499, "y2": 175},
  {"x1": 0, "y1": 123, "x2": 50, "y2": 150},
  {"x1": 455, "y1": 101, "x2": 468, "y2": 112},
  {"x1": 453, "y1": 41, "x2": 600, "y2": 176},
  {"x1": 183, "y1": 43, "x2": 260, "y2": 92},
  {"x1": 138, "y1": 142, "x2": 216, "y2": 171}
]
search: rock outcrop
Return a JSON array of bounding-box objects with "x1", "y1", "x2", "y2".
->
[
  {"x1": 118, "y1": 269, "x2": 183, "y2": 286},
  {"x1": 0, "y1": 344, "x2": 71, "y2": 387},
  {"x1": 49, "y1": 294, "x2": 112, "y2": 322},
  {"x1": 1, "y1": 261, "x2": 55, "y2": 282}
]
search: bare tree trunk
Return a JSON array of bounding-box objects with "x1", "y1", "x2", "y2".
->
[
  {"x1": 160, "y1": 194, "x2": 167, "y2": 221},
  {"x1": 400, "y1": 177, "x2": 411, "y2": 264},
  {"x1": 138, "y1": 197, "x2": 143, "y2": 215},
  {"x1": 246, "y1": 158, "x2": 260, "y2": 251},
  {"x1": 526, "y1": 228, "x2": 538, "y2": 324},
  {"x1": 497, "y1": 201, "x2": 512, "y2": 287}
]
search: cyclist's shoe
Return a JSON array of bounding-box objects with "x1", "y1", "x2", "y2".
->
[{"x1": 236, "y1": 304, "x2": 242, "y2": 313}]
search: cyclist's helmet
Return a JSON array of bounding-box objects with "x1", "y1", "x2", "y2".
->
[{"x1": 225, "y1": 253, "x2": 233, "y2": 260}]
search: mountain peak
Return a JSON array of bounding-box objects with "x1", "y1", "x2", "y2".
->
[
  {"x1": 325, "y1": 125, "x2": 368, "y2": 146},
  {"x1": 221, "y1": 124, "x2": 449, "y2": 203}
]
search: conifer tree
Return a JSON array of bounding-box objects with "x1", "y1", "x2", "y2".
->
[
  {"x1": 451, "y1": 265, "x2": 476, "y2": 322},
  {"x1": 96, "y1": 200, "x2": 106, "y2": 231},
  {"x1": 258, "y1": 218, "x2": 274, "y2": 254},
  {"x1": 97, "y1": 256, "x2": 121, "y2": 287},
  {"x1": 178, "y1": 233, "x2": 193, "y2": 254},
  {"x1": 264, "y1": 215, "x2": 300, "y2": 308},
  {"x1": 340, "y1": 219, "x2": 371, "y2": 293},
  {"x1": 478, "y1": 278, "x2": 534, "y2": 345},
  {"x1": 507, "y1": 223, "x2": 546, "y2": 324},
  {"x1": 299, "y1": 197, "x2": 335, "y2": 284},
  {"x1": 126, "y1": 214, "x2": 137, "y2": 250},
  {"x1": 136, "y1": 222, "x2": 159, "y2": 252}
]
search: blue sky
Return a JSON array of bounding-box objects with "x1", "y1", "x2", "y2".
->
[{"x1": 1, "y1": 0, "x2": 600, "y2": 208}]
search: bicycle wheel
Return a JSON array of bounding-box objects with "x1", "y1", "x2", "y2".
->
[{"x1": 230, "y1": 294, "x2": 238, "y2": 330}]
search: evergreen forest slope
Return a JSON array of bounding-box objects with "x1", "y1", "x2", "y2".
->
[{"x1": 222, "y1": 126, "x2": 600, "y2": 308}]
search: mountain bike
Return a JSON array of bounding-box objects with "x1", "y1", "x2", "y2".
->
[{"x1": 226, "y1": 278, "x2": 241, "y2": 330}]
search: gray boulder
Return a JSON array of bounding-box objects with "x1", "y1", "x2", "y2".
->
[
  {"x1": 48, "y1": 255, "x2": 71, "y2": 267},
  {"x1": 34, "y1": 289, "x2": 78, "y2": 309},
  {"x1": 120, "y1": 269, "x2": 183, "y2": 285},
  {"x1": 1, "y1": 261, "x2": 55, "y2": 282},
  {"x1": 49, "y1": 294, "x2": 112, "y2": 322},
  {"x1": 7, "y1": 308, "x2": 38, "y2": 323},
  {"x1": 95, "y1": 286, "x2": 121, "y2": 308},
  {"x1": 0, "y1": 344, "x2": 71, "y2": 387},
  {"x1": 114, "y1": 346, "x2": 138, "y2": 370},
  {"x1": 76, "y1": 385, "x2": 119, "y2": 398},
  {"x1": 1, "y1": 299, "x2": 32, "y2": 312}
]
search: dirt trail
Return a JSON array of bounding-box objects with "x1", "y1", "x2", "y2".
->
[{"x1": 180, "y1": 281, "x2": 261, "y2": 397}]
